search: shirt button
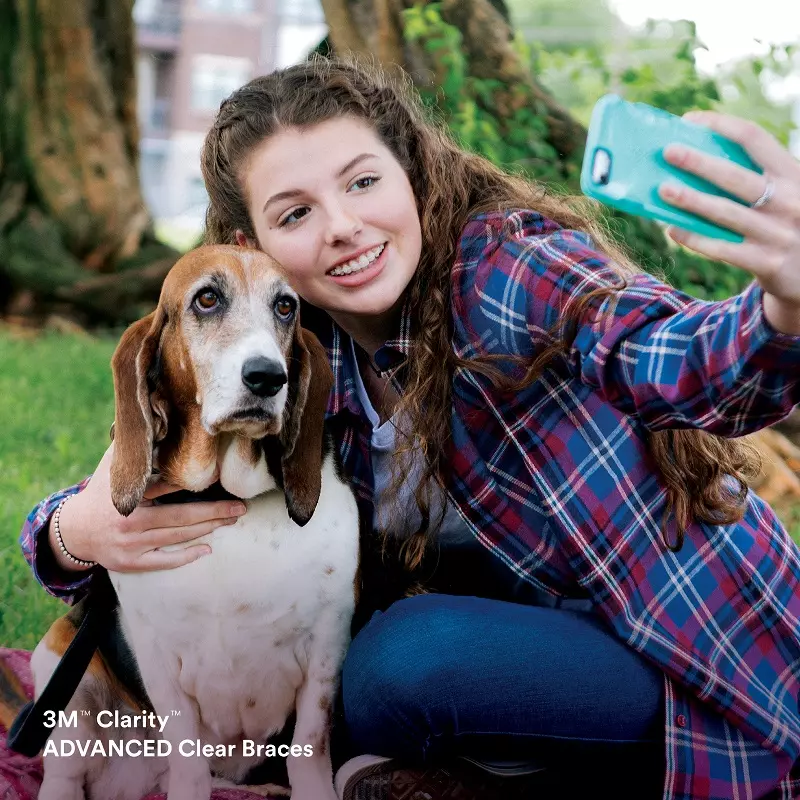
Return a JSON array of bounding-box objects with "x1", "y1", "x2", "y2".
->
[{"x1": 676, "y1": 714, "x2": 687, "y2": 728}]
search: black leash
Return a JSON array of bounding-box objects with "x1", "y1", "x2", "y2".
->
[{"x1": 7, "y1": 571, "x2": 118, "y2": 757}]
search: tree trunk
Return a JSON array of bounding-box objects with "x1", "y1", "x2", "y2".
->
[{"x1": 0, "y1": 0, "x2": 177, "y2": 325}]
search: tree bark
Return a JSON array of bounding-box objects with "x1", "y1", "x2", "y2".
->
[
  {"x1": 0, "y1": 0, "x2": 176, "y2": 325},
  {"x1": 437, "y1": 0, "x2": 585, "y2": 166}
]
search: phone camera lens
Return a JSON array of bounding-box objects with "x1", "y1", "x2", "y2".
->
[{"x1": 591, "y1": 148, "x2": 612, "y2": 185}]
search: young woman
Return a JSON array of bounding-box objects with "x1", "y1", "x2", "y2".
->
[{"x1": 19, "y1": 57, "x2": 800, "y2": 800}]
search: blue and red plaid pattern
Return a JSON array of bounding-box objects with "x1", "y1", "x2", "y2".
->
[
  {"x1": 19, "y1": 210, "x2": 800, "y2": 798},
  {"x1": 19, "y1": 477, "x2": 92, "y2": 604}
]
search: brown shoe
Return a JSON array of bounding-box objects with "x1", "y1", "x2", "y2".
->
[{"x1": 335, "y1": 754, "x2": 547, "y2": 800}]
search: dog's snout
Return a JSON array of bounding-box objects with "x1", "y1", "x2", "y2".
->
[{"x1": 241, "y1": 357, "x2": 287, "y2": 397}]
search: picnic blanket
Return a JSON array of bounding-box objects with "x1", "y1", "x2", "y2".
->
[{"x1": 0, "y1": 648, "x2": 282, "y2": 800}]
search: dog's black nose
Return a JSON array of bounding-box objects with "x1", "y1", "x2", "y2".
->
[{"x1": 241, "y1": 357, "x2": 287, "y2": 397}]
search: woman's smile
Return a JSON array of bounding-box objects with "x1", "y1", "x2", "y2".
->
[{"x1": 327, "y1": 242, "x2": 387, "y2": 285}]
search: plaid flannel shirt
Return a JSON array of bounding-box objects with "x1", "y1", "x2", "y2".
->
[{"x1": 20, "y1": 210, "x2": 800, "y2": 799}]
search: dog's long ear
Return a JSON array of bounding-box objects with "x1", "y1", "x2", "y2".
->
[
  {"x1": 280, "y1": 326, "x2": 333, "y2": 526},
  {"x1": 109, "y1": 309, "x2": 166, "y2": 516}
]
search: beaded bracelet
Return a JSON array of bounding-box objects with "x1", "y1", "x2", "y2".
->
[{"x1": 53, "y1": 497, "x2": 97, "y2": 568}]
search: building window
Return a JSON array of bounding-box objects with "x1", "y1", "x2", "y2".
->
[
  {"x1": 197, "y1": 0, "x2": 253, "y2": 13},
  {"x1": 191, "y1": 55, "x2": 251, "y2": 111}
]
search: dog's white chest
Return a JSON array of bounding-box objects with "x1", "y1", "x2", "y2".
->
[{"x1": 111, "y1": 453, "x2": 359, "y2": 746}]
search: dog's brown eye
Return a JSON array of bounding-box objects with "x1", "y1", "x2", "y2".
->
[
  {"x1": 195, "y1": 290, "x2": 219, "y2": 311},
  {"x1": 274, "y1": 297, "x2": 296, "y2": 320}
]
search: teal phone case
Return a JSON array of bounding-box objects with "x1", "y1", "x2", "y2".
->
[{"x1": 580, "y1": 94, "x2": 761, "y2": 242}]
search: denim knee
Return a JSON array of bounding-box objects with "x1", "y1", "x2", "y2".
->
[
  {"x1": 341, "y1": 595, "x2": 457, "y2": 755},
  {"x1": 340, "y1": 592, "x2": 666, "y2": 774}
]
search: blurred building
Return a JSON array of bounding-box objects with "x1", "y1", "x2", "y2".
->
[{"x1": 134, "y1": 0, "x2": 327, "y2": 234}]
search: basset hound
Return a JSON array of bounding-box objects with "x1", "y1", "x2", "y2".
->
[{"x1": 16, "y1": 246, "x2": 360, "y2": 800}]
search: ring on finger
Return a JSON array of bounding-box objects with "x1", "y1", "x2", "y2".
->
[{"x1": 750, "y1": 178, "x2": 776, "y2": 209}]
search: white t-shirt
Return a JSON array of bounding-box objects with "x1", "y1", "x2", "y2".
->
[{"x1": 349, "y1": 338, "x2": 473, "y2": 545}]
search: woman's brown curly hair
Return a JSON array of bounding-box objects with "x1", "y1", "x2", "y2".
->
[{"x1": 200, "y1": 54, "x2": 759, "y2": 566}]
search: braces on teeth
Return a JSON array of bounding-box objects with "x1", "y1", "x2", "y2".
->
[{"x1": 329, "y1": 243, "x2": 385, "y2": 276}]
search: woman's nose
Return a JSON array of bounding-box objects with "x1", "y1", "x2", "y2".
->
[{"x1": 324, "y1": 205, "x2": 362, "y2": 245}]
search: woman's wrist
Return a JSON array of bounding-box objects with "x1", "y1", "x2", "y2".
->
[
  {"x1": 47, "y1": 494, "x2": 97, "y2": 572},
  {"x1": 763, "y1": 292, "x2": 800, "y2": 336}
]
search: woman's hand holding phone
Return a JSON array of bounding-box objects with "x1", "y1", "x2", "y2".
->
[{"x1": 659, "y1": 111, "x2": 800, "y2": 335}]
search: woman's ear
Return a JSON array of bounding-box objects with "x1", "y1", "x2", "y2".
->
[{"x1": 235, "y1": 229, "x2": 256, "y2": 248}]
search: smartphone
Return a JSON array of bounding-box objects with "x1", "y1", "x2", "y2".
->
[{"x1": 580, "y1": 94, "x2": 762, "y2": 242}]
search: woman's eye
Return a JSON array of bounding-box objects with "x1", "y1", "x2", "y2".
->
[
  {"x1": 194, "y1": 290, "x2": 219, "y2": 311},
  {"x1": 280, "y1": 206, "x2": 310, "y2": 227},
  {"x1": 274, "y1": 297, "x2": 296, "y2": 319},
  {"x1": 350, "y1": 175, "x2": 380, "y2": 191}
]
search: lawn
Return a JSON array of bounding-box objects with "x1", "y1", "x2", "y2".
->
[
  {"x1": 1, "y1": 325, "x2": 799, "y2": 651},
  {"x1": 0, "y1": 326, "x2": 117, "y2": 649}
]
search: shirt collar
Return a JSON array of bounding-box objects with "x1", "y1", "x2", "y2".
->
[
  {"x1": 320, "y1": 298, "x2": 412, "y2": 420},
  {"x1": 374, "y1": 297, "x2": 412, "y2": 372}
]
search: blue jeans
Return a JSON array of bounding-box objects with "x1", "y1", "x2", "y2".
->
[{"x1": 340, "y1": 593, "x2": 665, "y2": 795}]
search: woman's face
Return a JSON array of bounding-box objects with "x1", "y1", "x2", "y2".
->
[{"x1": 240, "y1": 116, "x2": 422, "y2": 337}]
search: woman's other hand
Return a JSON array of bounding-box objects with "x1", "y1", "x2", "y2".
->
[
  {"x1": 658, "y1": 111, "x2": 800, "y2": 334},
  {"x1": 50, "y1": 444, "x2": 246, "y2": 573}
]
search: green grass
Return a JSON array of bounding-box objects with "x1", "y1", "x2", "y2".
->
[{"x1": 0, "y1": 326, "x2": 117, "y2": 649}]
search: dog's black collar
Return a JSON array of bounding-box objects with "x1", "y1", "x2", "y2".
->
[{"x1": 152, "y1": 480, "x2": 242, "y2": 505}]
